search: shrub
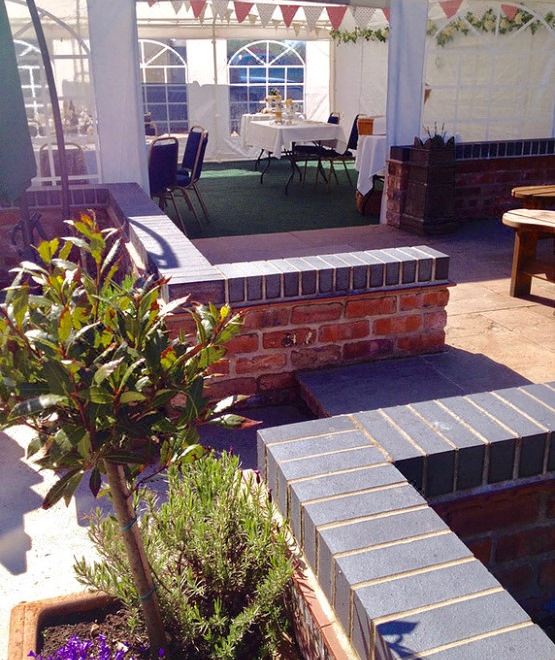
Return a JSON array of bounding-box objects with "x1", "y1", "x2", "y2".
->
[{"x1": 74, "y1": 452, "x2": 294, "y2": 659}]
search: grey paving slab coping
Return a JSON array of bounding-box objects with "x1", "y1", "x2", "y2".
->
[{"x1": 257, "y1": 381, "x2": 555, "y2": 659}]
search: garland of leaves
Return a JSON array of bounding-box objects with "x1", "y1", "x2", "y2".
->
[{"x1": 330, "y1": 7, "x2": 555, "y2": 46}]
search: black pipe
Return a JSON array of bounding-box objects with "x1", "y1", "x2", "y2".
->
[{"x1": 26, "y1": 0, "x2": 70, "y2": 218}]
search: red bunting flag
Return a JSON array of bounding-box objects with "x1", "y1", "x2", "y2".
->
[
  {"x1": 280, "y1": 5, "x2": 299, "y2": 27},
  {"x1": 234, "y1": 1, "x2": 253, "y2": 22},
  {"x1": 326, "y1": 5, "x2": 347, "y2": 29},
  {"x1": 190, "y1": 0, "x2": 205, "y2": 17},
  {"x1": 501, "y1": 3, "x2": 519, "y2": 20},
  {"x1": 440, "y1": 0, "x2": 463, "y2": 19},
  {"x1": 148, "y1": 0, "x2": 157, "y2": 6},
  {"x1": 382, "y1": 7, "x2": 390, "y2": 22}
]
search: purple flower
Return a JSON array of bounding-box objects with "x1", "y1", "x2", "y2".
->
[{"x1": 28, "y1": 634, "x2": 148, "y2": 659}]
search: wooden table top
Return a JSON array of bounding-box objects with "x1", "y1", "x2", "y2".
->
[
  {"x1": 503, "y1": 208, "x2": 555, "y2": 231},
  {"x1": 512, "y1": 185, "x2": 555, "y2": 199}
]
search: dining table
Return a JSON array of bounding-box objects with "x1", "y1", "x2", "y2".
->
[
  {"x1": 355, "y1": 134, "x2": 387, "y2": 196},
  {"x1": 242, "y1": 118, "x2": 347, "y2": 193}
]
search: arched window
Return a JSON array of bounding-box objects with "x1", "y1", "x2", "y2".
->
[
  {"x1": 139, "y1": 39, "x2": 188, "y2": 134},
  {"x1": 228, "y1": 40, "x2": 306, "y2": 134},
  {"x1": 14, "y1": 40, "x2": 44, "y2": 123}
]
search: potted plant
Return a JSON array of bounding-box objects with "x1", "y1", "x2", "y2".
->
[
  {"x1": 400, "y1": 124, "x2": 457, "y2": 234},
  {"x1": 0, "y1": 213, "x2": 256, "y2": 657}
]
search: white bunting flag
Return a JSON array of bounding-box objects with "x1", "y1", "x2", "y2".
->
[
  {"x1": 213, "y1": 0, "x2": 228, "y2": 19},
  {"x1": 257, "y1": 3, "x2": 276, "y2": 27},
  {"x1": 303, "y1": 5, "x2": 322, "y2": 32},
  {"x1": 352, "y1": 6, "x2": 375, "y2": 29},
  {"x1": 171, "y1": 1, "x2": 183, "y2": 13}
]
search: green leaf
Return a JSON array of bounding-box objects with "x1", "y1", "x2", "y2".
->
[
  {"x1": 104, "y1": 451, "x2": 149, "y2": 465},
  {"x1": 100, "y1": 239, "x2": 121, "y2": 275},
  {"x1": 42, "y1": 468, "x2": 81, "y2": 509},
  {"x1": 161, "y1": 295, "x2": 191, "y2": 316},
  {"x1": 77, "y1": 431, "x2": 92, "y2": 458},
  {"x1": 27, "y1": 436, "x2": 42, "y2": 458},
  {"x1": 93, "y1": 358, "x2": 123, "y2": 385},
  {"x1": 61, "y1": 236, "x2": 89, "y2": 251},
  {"x1": 43, "y1": 361, "x2": 72, "y2": 395},
  {"x1": 89, "y1": 468, "x2": 101, "y2": 497},
  {"x1": 119, "y1": 391, "x2": 146, "y2": 404},
  {"x1": 88, "y1": 387, "x2": 114, "y2": 404},
  {"x1": 58, "y1": 307, "x2": 72, "y2": 342},
  {"x1": 209, "y1": 414, "x2": 261, "y2": 430},
  {"x1": 37, "y1": 238, "x2": 60, "y2": 264},
  {"x1": 118, "y1": 358, "x2": 145, "y2": 392},
  {"x1": 212, "y1": 394, "x2": 249, "y2": 415},
  {"x1": 10, "y1": 394, "x2": 67, "y2": 421}
]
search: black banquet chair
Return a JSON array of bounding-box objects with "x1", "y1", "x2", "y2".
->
[
  {"x1": 148, "y1": 136, "x2": 187, "y2": 233},
  {"x1": 173, "y1": 125, "x2": 209, "y2": 226},
  {"x1": 320, "y1": 113, "x2": 361, "y2": 189},
  {"x1": 292, "y1": 112, "x2": 340, "y2": 184}
]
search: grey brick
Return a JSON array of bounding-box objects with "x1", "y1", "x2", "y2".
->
[
  {"x1": 264, "y1": 274, "x2": 281, "y2": 298},
  {"x1": 424, "y1": 624, "x2": 555, "y2": 660},
  {"x1": 301, "y1": 269, "x2": 317, "y2": 295},
  {"x1": 246, "y1": 276, "x2": 263, "y2": 301},
  {"x1": 352, "y1": 560, "x2": 500, "y2": 660},
  {"x1": 256, "y1": 435, "x2": 267, "y2": 478},
  {"x1": 377, "y1": 250, "x2": 401, "y2": 286},
  {"x1": 356, "y1": 251, "x2": 385, "y2": 287},
  {"x1": 411, "y1": 400, "x2": 485, "y2": 490},
  {"x1": 468, "y1": 392, "x2": 547, "y2": 478},
  {"x1": 334, "y1": 532, "x2": 472, "y2": 634},
  {"x1": 320, "y1": 254, "x2": 351, "y2": 291},
  {"x1": 522, "y1": 383, "x2": 555, "y2": 409},
  {"x1": 355, "y1": 410, "x2": 424, "y2": 490},
  {"x1": 496, "y1": 386, "x2": 555, "y2": 430},
  {"x1": 318, "y1": 507, "x2": 447, "y2": 602},
  {"x1": 439, "y1": 397, "x2": 517, "y2": 483},
  {"x1": 338, "y1": 252, "x2": 368, "y2": 289},
  {"x1": 414, "y1": 245, "x2": 450, "y2": 280},
  {"x1": 303, "y1": 256, "x2": 334, "y2": 293},
  {"x1": 258, "y1": 415, "x2": 355, "y2": 444},
  {"x1": 383, "y1": 406, "x2": 455, "y2": 496},
  {"x1": 268, "y1": 430, "x2": 370, "y2": 462},
  {"x1": 283, "y1": 270, "x2": 299, "y2": 297},
  {"x1": 376, "y1": 591, "x2": 530, "y2": 657},
  {"x1": 289, "y1": 464, "x2": 404, "y2": 542}
]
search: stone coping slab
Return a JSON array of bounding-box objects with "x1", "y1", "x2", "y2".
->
[
  {"x1": 4, "y1": 183, "x2": 450, "y2": 308},
  {"x1": 257, "y1": 382, "x2": 555, "y2": 659}
]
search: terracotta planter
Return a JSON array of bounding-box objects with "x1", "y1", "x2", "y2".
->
[{"x1": 8, "y1": 591, "x2": 115, "y2": 660}]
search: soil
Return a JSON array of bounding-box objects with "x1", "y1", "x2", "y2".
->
[{"x1": 39, "y1": 604, "x2": 151, "y2": 659}]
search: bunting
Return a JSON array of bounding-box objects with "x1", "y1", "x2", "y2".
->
[
  {"x1": 213, "y1": 0, "x2": 228, "y2": 18},
  {"x1": 352, "y1": 6, "x2": 375, "y2": 29},
  {"x1": 326, "y1": 5, "x2": 347, "y2": 29},
  {"x1": 439, "y1": 0, "x2": 463, "y2": 19},
  {"x1": 303, "y1": 5, "x2": 322, "y2": 31},
  {"x1": 501, "y1": 3, "x2": 519, "y2": 20},
  {"x1": 190, "y1": 0, "x2": 206, "y2": 17},
  {"x1": 171, "y1": 0, "x2": 183, "y2": 12},
  {"x1": 234, "y1": 1, "x2": 253, "y2": 23},
  {"x1": 280, "y1": 5, "x2": 299, "y2": 27},
  {"x1": 257, "y1": 2, "x2": 275, "y2": 27},
  {"x1": 382, "y1": 7, "x2": 390, "y2": 22}
]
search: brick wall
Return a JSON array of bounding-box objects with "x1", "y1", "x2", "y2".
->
[
  {"x1": 433, "y1": 479, "x2": 555, "y2": 625},
  {"x1": 167, "y1": 286, "x2": 449, "y2": 402},
  {"x1": 386, "y1": 151, "x2": 555, "y2": 227}
]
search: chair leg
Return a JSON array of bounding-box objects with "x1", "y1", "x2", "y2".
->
[
  {"x1": 168, "y1": 191, "x2": 188, "y2": 235},
  {"x1": 192, "y1": 183, "x2": 209, "y2": 222},
  {"x1": 343, "y1": 160, "x2": 353, "y2": 187}
]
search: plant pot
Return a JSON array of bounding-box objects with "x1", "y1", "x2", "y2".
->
[{"x1": 8, "y1": 591, "x2": 116, "y2": 660}]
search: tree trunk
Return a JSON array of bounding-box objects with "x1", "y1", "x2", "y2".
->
[{"x1": 103, "y1": 461, "x2": 166, "y2": 655}]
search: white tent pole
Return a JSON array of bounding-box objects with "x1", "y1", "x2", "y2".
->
[{"x1": 87, "y1": 0, "x2": 149, "y2": 191}]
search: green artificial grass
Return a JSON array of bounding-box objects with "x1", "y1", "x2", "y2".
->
[{"x1": 168, "y1": 159, "x2": 378, "y2": 238}]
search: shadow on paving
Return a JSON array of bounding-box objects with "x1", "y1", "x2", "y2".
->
[{"x1": 297, "y1": 347, "x2": 533, "y2": 416}]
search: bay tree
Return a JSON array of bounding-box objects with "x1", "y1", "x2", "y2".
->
[{"x1": 0, "y1": 213, "x2": 251, "y2": 655}]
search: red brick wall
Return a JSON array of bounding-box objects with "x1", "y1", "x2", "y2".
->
[
  {"x1": 432, "y1": 478, "x2": 555, "y2": 624},
  {"x1": 386, "y1": 154, "x2": 555, "y2": 226},
  {"x1": 167, "y1": 285, "x2": 449, "y2": 402}
]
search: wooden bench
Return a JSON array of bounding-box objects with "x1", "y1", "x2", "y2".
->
[
  {"x1": 512, "y1": 184, "x2": 555, "y2": 210},
  {"x1": 502, "y1": 208, "x2": 555, "y2": 297}
]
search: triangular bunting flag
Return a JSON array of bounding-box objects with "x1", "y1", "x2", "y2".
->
[
  {"x1": 213, "y1": 0, "x2": 228, "y2": 19},
  {"x1": 352, "y1": 6, "x2": 375, "y2": 29},
  {"x1": 303, "y1": 5, "x2": 322, "y2": 31},
  {"x1": 248, "y1": 13, "x2": 257, "y2": 23},
  {"x1": 171, "y1": 0, "x2": 183, "y2": 12},
  {"x1": 148, "y1": 0, "x2": 157, "y2": 6},
  {"x1": 280, "y1": 5, "x2": 299, "y2": 27},
  {"x1": 257, "y1": 3, "x2": 275, "y2": 27},
  {"x1": 382, "y1": 7, "x2": 390, "y2": 22},
  {"x1": 183, "y1": 1, "x2": 191, "y2": 12},
  {"x1": 440, "y1": 0, "x2": 463, "y2": 19},
  {"x1": 190, "y1": 0, "x2": 205, "y2": 17},
  {"x1": 234, "y1": 1, "x2": 253, "y2": 23},
  {"x1": 272, "y1": 18, "x2": 281, "y2": 27},
  {"x1": 326, "y1": 5, "x2": 347, "y2": 30},
  {"x1": 501, "y1": 3, "x2": 519, "y2": 20},
  {"x1": 292, "y1": 22, "x2": 301, "y2": 36}
]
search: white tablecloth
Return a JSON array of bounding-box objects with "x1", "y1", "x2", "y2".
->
[
  {"x1": 239, "y1": 114, "x2": 275, "y2": 149},
  {"x1": 355, "y1": 134, "x2": 387, "y2": 195},
  {"x1": 244, "y1": 120, "x2": 346, "y2": 159}
]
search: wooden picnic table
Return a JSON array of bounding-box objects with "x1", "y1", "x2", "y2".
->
[
  {"x1": 502, "y1": 208, "x2": 555, "y2": 297},
  {"x1": 512, "y1": 185, "x2": 555, "y2": 210}
]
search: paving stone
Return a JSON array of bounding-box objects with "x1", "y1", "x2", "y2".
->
[
  {"x1": 423, "y1": 624, "x2": 555, "y2": 660},
  {"x1": 318, "y1": 507, "x2": 447, "y2": 602},
  {"x1": 376, "y1": 591, "x2": 530, "y2": 657},
  {"x1": 468, "y1": 391, "x2": 548, "y2": 478},
  {"x1": 355, "y1": 410, "x2": 424, "y2": 490},
  {"x1": 302, "y1": 483, "x2": 426, "y2": 573},
  {"x1": 410, "y1": 400, "x2": 485, "y2": 490},
  {"x1": 334, "y1": 532, "x2": 472, "y2": 634},
  {"x1": 439, "y1": 396, "x2": 517, "y2": 483},
  {"x1": 352, "y1": 559, "x2": 500, "y2": 659},
  {"x1": 289, "y1": 464, "x2": 404, "y2": 542},
  {"x1": 382, "y1": 406, "x2": 455, "y2": 496}
]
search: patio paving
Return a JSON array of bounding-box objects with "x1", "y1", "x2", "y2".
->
[{"x1": 1, "y1": 218, "x2": 553, "y2": 656}]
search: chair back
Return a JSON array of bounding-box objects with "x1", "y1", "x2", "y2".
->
[
  {"x1": 188, "y1": 128, "x2": 208, "y2": 185},
  {"x1": 148, "y1": 136, "x2": 178, "y2": 197},
  {"x1": 347, "y1": 114, "x2": 361, "y2": 151},
  {"x1": 39, "y1": 143, "x2": 86, "y2": 182},
  {"x1": 328, "y1": 112, "x2": 340, "y2": 125},
  {"x1": 180, "y1": 126, "x2": 204, "y2": 171}
]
